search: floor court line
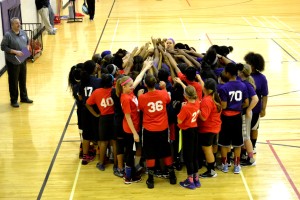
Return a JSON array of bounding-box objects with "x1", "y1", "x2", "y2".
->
[
  {"x1": 266, "y1": 140, "x2": 300, "y2": 199},
  {"x1": 69, "y1": 160, "x2": 82, "y2": 200},
  {"x1": 37, "y1": 102, "x2": 76, "y2": 200},
  {"x1": 240, "y1": 170, "x2": 254, "y2": 200}
]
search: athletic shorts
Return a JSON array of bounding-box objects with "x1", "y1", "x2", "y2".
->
[
  {"x1": 143, "y1": 128, "x2": 171, "y2": 159},
  {"x1": 81, "y1": 107, "x2": 99, "y2": 141},
  {"x1": 198, "y1": 132, "x2": 218, "y2": 146},
  {"x1": 251, "y1": 113, "x2": 260, "y2": 130},
  {"x1": 218, "y1": 114, "x2": 243, "y2": 147},
  {"x1": 98, "y1": 114, "x2": 116, "y2": 141}
]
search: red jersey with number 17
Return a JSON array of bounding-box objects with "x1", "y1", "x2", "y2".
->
[
  {"x1": 138, "y1": 90, "x2": 171, "y2": 131},
  {"x1": 86, "y1": 88, "x2": 114, "y2": 115},
  {"x1": 177, "y1": 101, "x2": 200, "y2": 130}
]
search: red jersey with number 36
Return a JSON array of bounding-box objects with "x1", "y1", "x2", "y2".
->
[
  {"x1": 138, "y1": 90, "x2": 171, "y2": 131},
  {"x1": 86, "y1": 88, "x2": 114, "y2": 115},
  {"x1": 177, "y1": 101, "x2": 200, "y2": 130}
]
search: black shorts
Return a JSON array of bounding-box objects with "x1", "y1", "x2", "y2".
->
[
  {"x1": 76, "y1": 103, "x2": 84, "y2": 130},
  {"x1": 143, "y1": 128, "x2": 171, "y2": 160},
  {"x1": 81, "y1": 107, "x2": 99, "y2": 141},
  {"x1": 98, "y1": 114, "x2": 116, "y2": 141},
  {"x1": 218, "y1": 114, "x2": 243, "y2": 147},
  {"x1": 198, "y1": 132, "x2": 218, "y2": 146},
  {"x1": 251, "y1": 113, "x2": 260, "y2": 130}
]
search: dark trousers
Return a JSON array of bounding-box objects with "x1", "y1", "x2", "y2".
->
[
  {"x1": 6, "y1": 60, "x2": 28, "y2": 103},
  {"x1": 86, "y1": 0, "x2": 95, "y2": 20},
  {"x1": 182, "y1": 128, "x2": 199, "y2": 175}
]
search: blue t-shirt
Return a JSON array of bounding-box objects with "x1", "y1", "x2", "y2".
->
[{"x1": 251, "y1": 72, "x2": 268, "y2": 113}]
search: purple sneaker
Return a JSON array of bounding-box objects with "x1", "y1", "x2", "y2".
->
[{"x1": 179, "y1": 179, "x2": 196, "y2": 190}]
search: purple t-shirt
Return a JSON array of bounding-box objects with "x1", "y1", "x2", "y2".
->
[
  {"x1": 219, "y1": 80, "x2": 248, "y2": 112},
  {"x1": 251, "y1": 72, "x2": 268, "y2": 113}
]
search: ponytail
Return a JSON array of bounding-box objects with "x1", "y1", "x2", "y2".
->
[
  {"x1": 116, "y1": 76, "x2": 131, "y2": 97},
  {"x1": 212, "y1": 91, "x2": 222, "y2": 113}
]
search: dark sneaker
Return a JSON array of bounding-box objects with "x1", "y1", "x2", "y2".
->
[
  {"x1": 114, "y1": 168, "x2": 125, "y2": 178},
  {"x1": 146, "y1": 178, "x2": 154, "y2": 189},
  {"x1": 179, "y1": 179, "x2": 196, "y2": 190},
  {"x1": 124, "y1": 175, "x2": 142, "y2": 184},
  {"x1": 200, "y1": 170, "x2": 217, "y2": 178},
  {"x1": 20, "y1": 99, "x2": 33, "y2": 103},
  {"x1": 81, "y1": 155, "x2": 95, "y2": 165},
  {"x1": 194, "y1": 179, "x2": 201, "y2": 188},
  {"x1": 11, "y1": 102, "x2": 19, "y2": 108},
  {"x1": 240, "y1": 159, "x2": 256, "y2": 166},
  {"x1": 96, "y1": 162, "x2": 105, "y2": 171}
]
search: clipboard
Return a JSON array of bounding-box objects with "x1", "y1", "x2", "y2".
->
[{"x1": 15, "y1": 48, "x2": 31, "y2": 63}]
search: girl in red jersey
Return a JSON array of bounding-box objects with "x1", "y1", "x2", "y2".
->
[
  {"x1": 86, "y1": 73, "x2": 116, "y2": 171},
  {"x1": 198, "y1": 78, "x2": 222, "y2": 178},
  {"x1": 115, "y1": 61, "x2": 152, "y2": 184},
  {"x1": 174, "y1": 78, "x2": 201, "y2": 190},
  {"x1": 138, "y1": 74, "x2": 177, "y2": 189}
]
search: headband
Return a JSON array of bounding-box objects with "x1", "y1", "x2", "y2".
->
[
  {"x1": 111, "y1": 64, "x2": 117, "y2": 75},
  {"x1": 121, "y1": 78, "x2": 132, "y2": 86}
]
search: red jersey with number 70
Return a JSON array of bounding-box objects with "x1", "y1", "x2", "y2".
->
[
  {"x1": 86, "y1": 88, "x2": 114, "y2": 115},
  {"x1": 138, "y1": 90, "x2": 171, "y2": 131},
  {"x1": 177, "y1": 101, "x2": 200, "y2": 130}
]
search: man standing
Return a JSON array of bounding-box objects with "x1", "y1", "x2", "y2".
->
[
  {"x1": 35, "y1": 0, "x2": 56, "y2": 35},
  {"x1": 1, "y1": 17, "x2": 33, "y2": 108}
]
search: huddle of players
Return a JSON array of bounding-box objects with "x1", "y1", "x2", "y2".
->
[{"x1": 68, "y1": 38, "x2": 268, "y2": 189}]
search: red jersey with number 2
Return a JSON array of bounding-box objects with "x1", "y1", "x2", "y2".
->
[{"x1": 177, "y1": 101, "x2": 200, "y2": 130}]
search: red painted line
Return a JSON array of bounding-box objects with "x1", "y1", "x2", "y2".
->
[
  {"x1": 205, "y1": 33, "x2": 213, "y2": 45},
  {"x1": 267, "y1": 140, "x2": 300, "y2": 199},
  {"x1": 269, "y1": 139, "x2": 300, "y2": 142},
  {"x1": 186, "y1": 0, "x2": 191, "y2": 7}
]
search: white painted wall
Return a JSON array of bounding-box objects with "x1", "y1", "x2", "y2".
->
[{"x1": 1, "y1": 0, "x2": 40, "y2": 71}]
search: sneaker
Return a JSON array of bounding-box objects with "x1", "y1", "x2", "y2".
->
[
  {"x1": 81, "y1": 155, "x2": 95, "y2": 165},
  {"x1": 234, "y1": 165, "x2": 241, "y2": 174},
  {"x1": 124, "y1": 175, "x2": 142, "y2": 184},
  {"x1": 11, "y1": 102, "x2": 19, "y2": 108},
  {"x1": 253, "y1": 147, "x2": 257, "y2": 154},
  {"x1": 193, "y1": 178, "x2": 201, "y2": 188},
  {"x1": 48, "y1": 31, "x2": 56, "y2": 35},
  {"x1": 240, "y1": 159, "x2": 256, "y2": 166},
  {"x1": 217, "y1": 163, "x2": 228, "y2": 173},
  {"x1": 75, "y1": 12, "x2": 84, "y2": 17},
  {"x1": 179, "y1": 179, "x2": 196, "y2": 190},
  {"x1": 20, "y1": 98, "x2": 33, "y2": 103},
  {"x1": 146, "y1": 178, "x2": 154, "y2": 189},
  {"x1": 96, "y1": 162, "x2": 105, "y2": 171},
  {"x1": 200, "y1": 170, "x2": 217, "y2": 178},
  {"x1": 114, "y1": 168, "x2": 125, "y2": 178}
]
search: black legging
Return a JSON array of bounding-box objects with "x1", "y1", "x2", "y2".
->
[
  {"x1": 182, "y1": 128, "x2": 198, "y2": 175},
  {"x1": 86, "y1": 0, "x2": 95, "y2": 20}
]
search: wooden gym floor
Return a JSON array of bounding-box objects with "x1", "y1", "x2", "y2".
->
[{"x1": 0, "y1": 0, "x2": 299, "y2": 199}]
